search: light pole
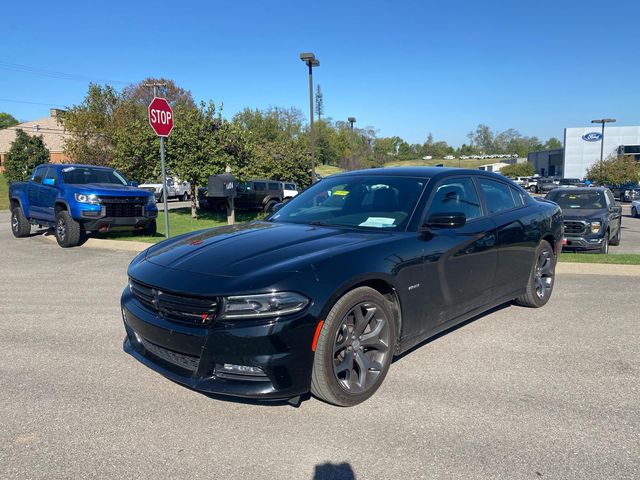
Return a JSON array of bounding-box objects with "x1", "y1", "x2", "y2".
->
[
  {"x1": 300, "y1": 52, "x2": 320, "y2": 182},
  {"x1": 591, "y1": 118, "x2": 616, "y2": 170},
  {"x1": 348, "y1": 117, "x2": 356, "y2": 129}
]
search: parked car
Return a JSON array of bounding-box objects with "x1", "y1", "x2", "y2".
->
[
  {"x1": 605, "y1": 183, "x2": 640, "y2": 202},
  {"x1": 545, "y1": 187, "x2": 622, "y2": 253},
  {"x1": 9, "y1": 164, "x2": 157, "y2": 247},
  {"x1": 139, "y1": 176, "x2": 191, "y2": 202},
  {"x1": 121, "y1": 167, "x2": 562, "y2": 406},
  {"x1": 632, "y1": 199, "x2": 640, "y2": 218},
  {"x1": 537, "y1": 177, "x2": 561, "y2": 193},
  {"x1": 281, "y1": 182, "x2": 299, "y2": 199},
  {"x1": 235, "y1": 179, "x2": 284, "y2": 212}
]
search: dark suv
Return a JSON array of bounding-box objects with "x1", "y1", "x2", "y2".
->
[
  {"x1": 545, "y1": 187, "x2": 622, "y2": 253},
  {"x1": 235, "y1": 179, "x2": 284, "y2": 212}
]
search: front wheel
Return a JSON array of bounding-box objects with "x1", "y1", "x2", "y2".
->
[
  {"x1": 515, "y1": 240, "x2": 556, "y2": 308},
  {"x1": 11, "y1": 206, "x2": 31, "y2": 238},
  {"x1": 599, "y1": 234, "x2": 609, "y2": 254},
  {"x1": 141, "y1": 219, "x2": 157, "y2": 236},
  {"x1": 632, "y1": 206, "x2": 638, "y2": 218},
  {"x1": 311, "y1": 287, "x2": 396, "y2": 406},
  {"x1": 181, "y1": 192, "x2": 189, "y2": 202},
  {"x1": 55, "y1": 210, "x2": 82, "y2": 248},
  {"x1": 264, "y1": 200, "x2": 277, "y2": 213},
  {"x1": 610, "y1": 225, "x2": 621, "y2": 246}
]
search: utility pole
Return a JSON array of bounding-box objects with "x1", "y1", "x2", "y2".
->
[
  {"x1": 145, "y1": 82, "x2": 170, "y2": 238},
  {"x1": 300, "y1": 53, "x2": 320, "y2": 183}
]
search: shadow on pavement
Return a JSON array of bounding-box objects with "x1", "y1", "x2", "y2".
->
[{"x1": 314, "y1": 462, "x2": 356, "y2": 480}]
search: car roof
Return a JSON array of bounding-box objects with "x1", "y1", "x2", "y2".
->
[
  {"x1": 549, "y1": 187, "x2": 607, "y2": 193},
  {"x1": 47, "y1": 164, "x2": 114, "y2": 170},
  {"x1": 333, "y1": 166, "x2": 511, "y2": 181}
]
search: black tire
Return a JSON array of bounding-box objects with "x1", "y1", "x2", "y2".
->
[
  {"x1": 264, "y1": 199, "x2": 277, "y2": 213},
  {"x1": 158, "y1": 191, "x2": 165, "y2": 203},
  {"x1": 632, "y1": 206, "x2": 638, "y2": 218},
  {"x1": 515, "y1": 240, "x2": 556, "y2": 308},
  {"x1": 181, "y1": 192, "x2": 188, "y2": 202},
  {"x1": 55, "y1": 210, "x2": 82, "y2": 248},
  {"x1": 141, "y1": 219, "x2": 157, "y2": 236},
  {"x1": 610, "y1": 225, "x2": 621, "y2": 246},
  {"x1": 530, "y1": 185, "x2": 537, "y2": 193},
  {"x1": 599, "y1": 234, "x2": 609, "y2": 254},
  {"x1": 311, "y1": 287, "x2": 396, "y2": 407},
  {"x1": 10, "y1": 205, "x2": 31, "y2": 238}
]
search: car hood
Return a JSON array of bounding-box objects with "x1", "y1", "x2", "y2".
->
[
  {"x1": 69, "y1": 184, "x2": 152, "y2": 196},
  {"x1": 143, "y1": 221, "x2": 390, "y2": 278},
  {"x1": 562, "y1": 209, "x2": 605, "y2": 221}
]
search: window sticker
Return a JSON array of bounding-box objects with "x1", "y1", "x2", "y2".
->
[
  {"x1": 333, "y1": 190, "x2": 349, "y2": 196},
  {"x1": 62, "y1": 167, "x2": 75, "y2": 172},
  {"x1": 359, "y1": 217, "x2": 396, "y2": 228}
]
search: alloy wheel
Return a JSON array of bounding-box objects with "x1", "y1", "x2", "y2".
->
[
  {"x1": 11, "y1": 212, "x2": 19, "y2": 232},
  {"x1": 534, "y1": 248, "x2": 554, "y2": 300},
  {"x1": 57, "y1": 218, "x2": 66, "y2": 240},
  {"x1": 332, "y1": 302, "x2": 390, "y2": 394}
]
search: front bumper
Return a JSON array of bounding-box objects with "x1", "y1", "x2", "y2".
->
[
  {"x1": 121, "y1": 288, "x2": 317, "y2": 400},
  {"x1": 79, "y1": 204, "x2": 157, "y2": 231},
  {"x1": 562, "y1": 235, "x2": 605, "y2": 251}
]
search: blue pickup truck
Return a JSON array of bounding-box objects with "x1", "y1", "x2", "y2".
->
[{"x1": 9, "y1": 164, "x2": 158, "y2": 247}]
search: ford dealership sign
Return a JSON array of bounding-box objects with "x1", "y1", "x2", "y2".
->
[{"x1": 582, "y1": 132, "x2": 602, "y2": 142}]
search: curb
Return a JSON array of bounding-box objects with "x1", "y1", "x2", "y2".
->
[{"x1": 40, "y1": 232, "x2": 151, "y2": 253}]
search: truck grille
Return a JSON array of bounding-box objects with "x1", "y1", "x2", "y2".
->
[
  {"x1": 140, "y1": 337, "x2": 200, "y2": 372},
  {"x1": 99, "y1": 196, "x2": 147, "y2": 217},
  {"x1": 129, "y1": 279, "x2": 219, "y2": 326},
  {"x1": 564, "y1": 220, "x2": 587, "y2": 235}
]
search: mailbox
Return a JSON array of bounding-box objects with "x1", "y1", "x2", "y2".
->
[{"x1": 207, "y1": 173, "x2": 237, "y2": 198}]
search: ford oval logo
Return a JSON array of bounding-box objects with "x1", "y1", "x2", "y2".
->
[{"x1": 582, "y1": 132, "x2": 602, "y2": 142}]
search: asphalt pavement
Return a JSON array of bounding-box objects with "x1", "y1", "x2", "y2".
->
[{"x1": 0, "y1": 211, "x2": 638, "y2": 480}]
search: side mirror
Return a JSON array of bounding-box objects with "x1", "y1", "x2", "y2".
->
[
  {"x1": 42, "y1": 178, "x2": 56, "y2": 187},
  {"x1": 129, "y1": 181, "x2": 139, "y2": 187},
  {"x1": 422, "y1": 212, "x2": 466, "y2": 230}
]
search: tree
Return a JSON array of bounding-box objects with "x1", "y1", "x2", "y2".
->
[
  {"x1": 585, "y1": 155, "x2": 640, "y2": 185},
  {"x1": 469, "y1": 124, "x2": 494, "y2": 152},
  {"x1": 0, "y1": 112, "x2": 19, "y2": 129},
  {"x1": 3, "y1": 129, "x2": 50, "y2": 183},
  {"x1": 500, "y1": 162, "x2": 535, "y2": 178},
  {"x1": 544, "y1": 137, "x2": 562, "y2": 150},
  {"x1": 315, "y1": 84, "x2": 324, "y2": 121}
]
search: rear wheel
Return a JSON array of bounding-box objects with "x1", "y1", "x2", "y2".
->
[
  {"x1": 181, "y1": 192, "x2": 188, "y2": 202},
  {"x1": 515, "y1": 240, "x2": 555, "y2": 308},
  {"x1": 311, "y1": 287, "x2": 396, "y2": 406},
  {"x1": 264, "y1": 199, "x2": 277, "y2": 213},
  {"x1": 632, "y1": 206, "x2": 638, "y2": 218},
  {"x1": 610, "y1": 225, "x2": 621, "y2": 246},
  {"x1": 10, "y1": 206, "x2": 31, "y2": 238},
  {"x1": 529, "y1": 185, "x2": 537, "y2": 193},
  {"x1": 55, "y1": 210, "x2": 82, "y2": 248}
]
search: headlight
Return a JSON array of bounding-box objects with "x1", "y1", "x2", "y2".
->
[
  {"x1": 590, "y1": 221, "x2": 602, "y2": 234},
  {"x1": 220, "y1": 292, "x2": 309, "y2": 319},
  {"x1": 147, "y1": 195, "x2": 156, "y2": 205},
  {"x1": 74, "y1": 193, "x2": 100, "y2": 205}
]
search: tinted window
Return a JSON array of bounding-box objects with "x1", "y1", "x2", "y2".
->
[
  {"x1": 268, "y1": 182, "x2": 280, "y2": 191},
  {"x1": 61, "y1": 166, "x2": 127, "y2": 185},
  {"x1": 254, "y1": 182, "x2": 266, "y2": 192},
  {"x1": 285, "y1": 183, "x2": 296, "y2": 190},
  {"x1": 271, "y1": 175, "x2": 427, "y2": 231},
  {"x1": 429, "y1": 177, "x2": 481, "y2": 220},
  {"x1": 510, "y1": 186, "x2": 525, "y2": 206},
  {"x1": 479, "y1": 178, "x2": 516, "y2": 214},
  {"x1": 32, "y1": 166, "x2": 47, "y2": 183}
]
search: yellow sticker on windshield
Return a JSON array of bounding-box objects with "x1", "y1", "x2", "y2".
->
[{"x1": 333, "y1": 190, "x2": 349, "y2": 196}]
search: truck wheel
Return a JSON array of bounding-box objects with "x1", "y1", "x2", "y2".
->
[
  {"x1": 264, "y1": 200, "x2": 277, "y2": 213},
  {"x1": 599, "y1": 234, "x2": 609, "y2": 254},
  {"x1": 181, "y1": 192, "x2": 188, "y2": 202},
  {"x1": 142, "y1": 219, "x2": 157, "y2": 236},
  {"x1": 529, "y1": 185, "x2": 537, "y2": 193},
  {"x1": 515, "y1": 240, "x2": 555, "y2": 308},
  {"x1": 311, "y1": 287, "x2": 396, "y2": 406},
  {"x1": 55, "y1": 210, "x2": 82, "y2": 248},
  {"x1": 11, "y1": 206, "x2": 31, "y2": 238},
  {"x1": 610, "y1": 226, "x2": 621, "y2": 246},
  {"x1": 632, "y1": 206, "x2": 638, "y2": 218}
]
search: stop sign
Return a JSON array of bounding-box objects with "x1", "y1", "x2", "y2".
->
[{"x1": 148, "y1": 97, "x2": 174, "y2": 137}]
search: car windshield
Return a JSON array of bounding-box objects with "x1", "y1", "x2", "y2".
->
[
  {"x1": 61, "y1": 166, "x2": 128, "y2": 186},
  {"x1": 269, "y1": 175, "x2": 428, "y2": 231},
  {"x1": 550, "y1": 191, "x2": 604, "y2": 209}
]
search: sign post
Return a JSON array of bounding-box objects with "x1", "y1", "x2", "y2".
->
[{"x1": 148, "y1": 96, "x2": 174, "y2": 239}]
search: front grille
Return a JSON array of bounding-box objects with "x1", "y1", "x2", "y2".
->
[
  {"x1": 564, "y1": 220, "x2": 587, "y2": 235},
  {"x1": 140, "y1": 337, "x2": 200, "y2": 372},
  {"x1": 129, "y1": 280, "x2": 219, "y2": 326},
  {"x1": 99, "y1": 196, "x2": 147, "y2": 218}
]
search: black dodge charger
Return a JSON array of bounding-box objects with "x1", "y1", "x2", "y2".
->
[{"x1": 121, "y1": 168, "x2": 563, "y2": 406}]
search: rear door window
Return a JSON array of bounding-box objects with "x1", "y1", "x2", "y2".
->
[
  {"x1": 429, "y1": 177, "x2": 482, "y2": 220},
  {"x1": 254, "y1": 182, "x2": 266, "y2": 192},
  {"x1": 510, "y1": 186, "x2": 525, "y2": 206},
  {"x1": 478, "y1": 178, "x2": 516, "y2": 214},
  {"x1": 268, "y1": 182, "x2": 280, "y2": 191}
]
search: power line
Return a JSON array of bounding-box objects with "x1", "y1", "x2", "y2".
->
[
  {"x1": 0, "y1": 60, "x2": 130, "y2": 85},
  {"x1": 0, "y1": 97, "x2": 67, "y2": 108}
]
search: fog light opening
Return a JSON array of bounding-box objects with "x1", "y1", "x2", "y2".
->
[{"x1": 216, "y1": 363, "x2": 267, "y2": 377}]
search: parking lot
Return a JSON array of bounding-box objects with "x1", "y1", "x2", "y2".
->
[{"x1": 1, "y1": 210, "x2": 639, "y2": 480}]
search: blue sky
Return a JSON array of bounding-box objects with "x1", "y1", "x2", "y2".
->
[{"x1": 1, "y1": 0, "x2": 639, "y2": 146}]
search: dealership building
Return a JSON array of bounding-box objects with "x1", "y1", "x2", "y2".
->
[{"x1": 528, "y1": 125, "x2": 640, "y2": 179}]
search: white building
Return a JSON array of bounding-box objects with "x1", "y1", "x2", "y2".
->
[{"x1": 528, "y1": 125, "x2": 640, "y2": 179}]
